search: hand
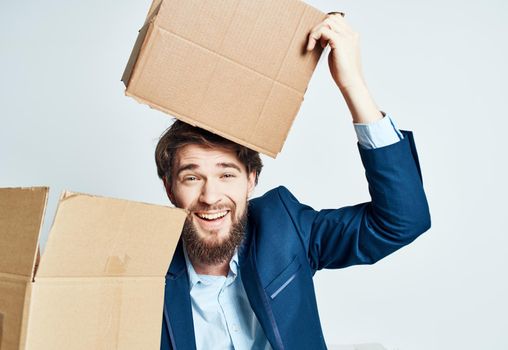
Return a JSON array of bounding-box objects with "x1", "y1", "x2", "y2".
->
[
  {"x1": 307, "y1": 13, "x2": 365, "y2": 91},
  {"x1": 306, "y1": 12, "x2": 383, "y2": 124}
]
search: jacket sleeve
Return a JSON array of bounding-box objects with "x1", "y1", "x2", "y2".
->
[{"x1": 279, "y1": 130, "x2": 431, "y2": 272}]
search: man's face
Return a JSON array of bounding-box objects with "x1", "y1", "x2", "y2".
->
[{"x1": 166, "y1": 144, "x2": 255, "y2": 264}]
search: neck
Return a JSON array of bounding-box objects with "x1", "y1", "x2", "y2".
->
[{"x1": 189, "y1": 255, "x2": 230, "y2": 276}]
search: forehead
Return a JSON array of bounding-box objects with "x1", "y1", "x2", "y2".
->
[{"x1": 174, "y1": 144, "x2": 245, "y2": 171}]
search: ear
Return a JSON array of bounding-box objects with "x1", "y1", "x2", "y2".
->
[
  {"x1": 162, "y1": 177, "x2": 176, "y2": 205},
  {"x1": 247, "y1": 171, "x2": 256, "y2": 197}
]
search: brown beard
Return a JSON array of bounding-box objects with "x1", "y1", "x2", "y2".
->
[{"x1": 182, "y1": 207, "x2": 247, "y2": 265}]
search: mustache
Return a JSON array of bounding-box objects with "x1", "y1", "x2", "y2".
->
[{"x1": 187, "y1": 203, "x2": 236, "y2": 213}]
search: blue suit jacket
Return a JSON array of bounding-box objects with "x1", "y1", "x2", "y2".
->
[{"x1": 160, "y1": 131, "x2": 431, "y2": 349}]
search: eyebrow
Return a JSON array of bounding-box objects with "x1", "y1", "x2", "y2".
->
[
  {"x1": 175, "y1": 162, "x2": 242, "y2": 177},
  {"x1": 217, "y1": 162, "x2": 242, "y2": 172},
  {"x1": 176, "y1": 164, "x2": 198, "y2": 177}
]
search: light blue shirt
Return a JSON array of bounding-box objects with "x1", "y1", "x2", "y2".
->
[
  {"x1": 184, "y1": 114, "x2": 402, "y2": 350},
  {"x1": 354, "y1": 113, "x2": 403, "y2": 149},
  {"x1": 183, "y1": 247, "x2": 271, "y2": 350}
]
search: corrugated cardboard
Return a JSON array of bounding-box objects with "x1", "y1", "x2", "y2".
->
[
  {"x1": 0, "y1": 187, "x2": 186, "y2": 350},
  {"x1": 123, "y1": 0, "x2": 325, "y2": 157}
]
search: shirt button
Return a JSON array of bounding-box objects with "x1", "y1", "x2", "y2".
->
[{"x1": 232, "y1": 324, "x2": 239, "y2": 332}]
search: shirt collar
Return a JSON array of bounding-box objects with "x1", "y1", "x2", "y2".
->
[{"x1": 183, "y1": 244, "x2": 239, "y2": 290}]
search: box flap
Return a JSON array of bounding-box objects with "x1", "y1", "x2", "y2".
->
[
  {"x1": 0, "y1": 187, "x2": 48, "y2": 280},
  {"x1": 36, "y1": 191, "x2": 187, "y2": 278},
  {"x1": 0, "y1": 279, "x2": 30, "y2": 350},
  {"x1": 125, "y1": 0, "x2": 324, "y2": 157}
]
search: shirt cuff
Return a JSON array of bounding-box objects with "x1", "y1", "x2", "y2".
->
[{"x1": 353, "y1": 113, "x2": 404, "y2": 149}]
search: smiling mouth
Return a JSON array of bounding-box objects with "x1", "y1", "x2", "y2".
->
[{"x1": 195, "y1": 211, "x2": 229, "y2": 221}]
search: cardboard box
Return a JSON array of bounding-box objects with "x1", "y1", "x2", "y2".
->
[
  {"x1": 0, "y1": 187, "x2": 186, "y2": 350},
  {"x1": 122, "y1": 0, "x2": 325, "y2": 157}
]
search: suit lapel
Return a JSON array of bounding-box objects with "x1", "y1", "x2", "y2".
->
[
  {"x1": 239, "y1": 222, "x2": 284, "y2": 350},
  {"x1": 164, "y1": 240, "x2": 196, "y2": 350}
]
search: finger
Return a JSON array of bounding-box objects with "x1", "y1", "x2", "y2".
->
[
  {"x1": 309, "y1": 18, "x2": 340, "y2": 35},
  {"x1": 319, "y1": 27, "x2": 337, "y2": 49},
  {"x1": 320, "y1": 21, "x2": 348, "y2": 49},
  {"x1": 308, "y1": 27, "x2": 336, "y2": 51},
  {"x1": 306, "y1": 33, "x2": 316, "y2": 51},
  {"x1": 326, "y1": 13, "x2": 346, "y2": 25},
  {"x1": 307, "y1": 24, "x2": 324, "y2": 51},
  {"x1": 324, "y1": 17, "x2": 353, "y2": 35},
  {"x1": 307, "y1": 25, "x2": 325, "y2": 51},
  {"x1": 326, "y1": 12, "x2": 347, "y2": 29},
  {"x1": 327, "y1": 11, "x2": 345, "y2": 18},
  {"x1": 323, "y1": 18, "x2": 342, "y2": 33},
  {"x1": 308, "y1": 13, "x2": 353, "y2": 51},
  {"x1": 320, "y1": 36, "x2": 326, "y2": 49},
  {"x1": 307, "y1": 23, "x2": 341, "y2": 51}
]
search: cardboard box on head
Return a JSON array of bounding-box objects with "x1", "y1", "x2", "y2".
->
[
  {"x1": 0, "y1": 187, "x2": 186, "y2": 350},
  {"x1": 123, "y1": 0, "x2": 325, "y2": 158}
]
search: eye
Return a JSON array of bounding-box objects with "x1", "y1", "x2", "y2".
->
[
  {"x1": 183, "y1": 175, "x2": 199, "y2": 182},
  {"x1": 221, "y1": 173, "x2": 236, "y2": 179}
]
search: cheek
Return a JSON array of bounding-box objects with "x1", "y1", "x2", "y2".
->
[
  {"x1": 172, "y1": 185, "x2": 198, "y2": 209},
  {"x1": 228, "y1": 183, "x2": 250, "y2": 211}
]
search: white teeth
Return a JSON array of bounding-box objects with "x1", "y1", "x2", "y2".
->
[{"x1": 197, "y1": 211, "x2": 228, "y2": 220}]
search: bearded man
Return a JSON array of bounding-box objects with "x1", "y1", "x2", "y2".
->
[{"x1": 155, "y1": 13, "x2": 430, "y2": 350}]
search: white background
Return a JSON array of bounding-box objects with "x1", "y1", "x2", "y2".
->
[{"x1": 1, "y1": 1, "x2": 507, "y2": 349}]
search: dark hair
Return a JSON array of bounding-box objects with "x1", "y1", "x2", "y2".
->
[{"x1": 155, "y1": 120, "x2": 263, "y2": 185}]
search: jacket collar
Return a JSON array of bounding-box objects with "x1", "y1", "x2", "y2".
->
[
  {"x1": 164, "y1": 240, "x2": 196, "y2": 350},
  {"x1": 239, "y1": 220, "x2": 284, "y2": 350},
  {"x1": 167, "y1": 239, "x2": 187, "y2": 279}
]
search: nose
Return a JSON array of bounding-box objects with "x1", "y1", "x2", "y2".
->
[{"x1": 198, "y1": 179, "x2": 222, "y2": 206}]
